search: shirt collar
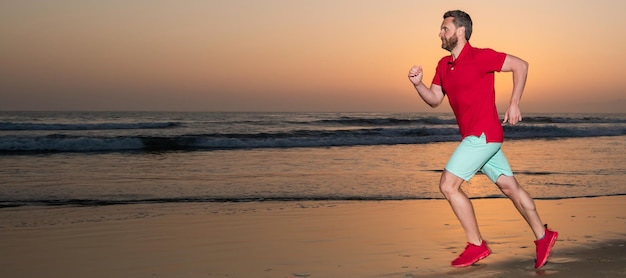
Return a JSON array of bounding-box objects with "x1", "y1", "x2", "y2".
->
[{"x1": 452, "y1": 42, "x2": 472, "y2": 63}]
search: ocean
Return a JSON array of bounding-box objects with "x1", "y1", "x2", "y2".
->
[{"x1": 1, "y1": 111, "x2": 625, "y2": 208}]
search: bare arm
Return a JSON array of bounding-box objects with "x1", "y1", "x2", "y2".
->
[
  {"x1": 500, "y1": 54, "x2": 528, "y2": 125},
  {"x1": 408, "y1": 66, "x2": 445, "y2": 108}
]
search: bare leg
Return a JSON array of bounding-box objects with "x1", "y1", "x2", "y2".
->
[
  {"x1": 495, "y1": 175, "x2": 545, "y2": 239},
  {"x1": 439, "y1": 170, "x2": 482, "y2": 245}
]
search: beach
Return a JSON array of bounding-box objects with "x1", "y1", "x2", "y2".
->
[
  {"x1": 1, "y1": 112, "x2": 625, "y2": 277},
  {"x1": 1, "y1": 196, "x2": 625, "y2": 277}
]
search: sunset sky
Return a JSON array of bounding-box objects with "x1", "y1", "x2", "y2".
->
[{"x1": 1, "y1": 0, "x2": 625, "y2": 113}]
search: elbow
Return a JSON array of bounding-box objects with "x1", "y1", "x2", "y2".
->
[
  {"x1": 427, "y1": 98, "x2": 443, "y2": 108},
  {"x1": 519, "y1": 59, "x2": 529, "y2": 73},
  {"x1": 504, "y1": 55, "x2": 529, "y2": 73}
]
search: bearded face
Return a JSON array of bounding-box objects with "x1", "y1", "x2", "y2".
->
[{"x1": 441, "y1": 33, "x2": 458, "y2": 52}]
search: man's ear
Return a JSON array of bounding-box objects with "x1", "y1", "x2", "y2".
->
[{"x1": 457, "y1": 26, "x2": 466, "y2": 39}]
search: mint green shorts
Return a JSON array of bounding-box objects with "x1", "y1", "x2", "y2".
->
[{"x1": 444, "y1": 133, "x2": 513, "y2": 182}]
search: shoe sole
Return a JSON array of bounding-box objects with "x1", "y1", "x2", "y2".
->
[
  {"x1": 451, "y1": 250, "x2": 491, "y2": 268},
  {"x1": 535, "y1": 232, "x2": 558, "y2": 269}
]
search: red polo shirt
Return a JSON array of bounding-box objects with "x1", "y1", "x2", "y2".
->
[{"x1": 432, "y1": 42, "x2": 507, "y2": 143}]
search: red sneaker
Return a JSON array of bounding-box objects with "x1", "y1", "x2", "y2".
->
[
  {"x1": 534, "y1": 224, "x2": 558, "y2": 269},
  {"x1": 451, "y1": 240, "x2": 491, "y2": 267}
]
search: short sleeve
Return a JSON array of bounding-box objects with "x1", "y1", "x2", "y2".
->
[{"x1": 479, "y1": 48, "x2": 507, "y2": 72}]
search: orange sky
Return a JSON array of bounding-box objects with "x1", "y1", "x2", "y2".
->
[{"x1": 1, "y1": 0, "x2": 625, "y2": 113}]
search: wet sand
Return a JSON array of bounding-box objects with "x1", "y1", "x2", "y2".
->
[{"x1": 1, "y1": 196, "x2": 625, "y2": 277}]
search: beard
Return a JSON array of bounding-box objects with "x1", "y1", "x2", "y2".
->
[{"x1": 441, "y1": 35, "x2": 458, "y2": 51}]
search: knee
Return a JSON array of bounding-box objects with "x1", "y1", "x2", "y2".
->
[
  {"x1": 439, "y1": 171, "x2": 463, "y2": 198},
  {"x1": 499, "y1": 186, "x2": 516, "y2": 197},
  {"x1": 496, "y1": 176, "x2": 520, "y2": 197},
  {"x1": 439, "y1": 183, "x2": 454, "y2": 198}
]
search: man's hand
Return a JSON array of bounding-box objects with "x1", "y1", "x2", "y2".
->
[
  {"x1": 408, "y1": 66, "x2": 423, "y2": 87},
  {"x1": 503, "y1": 104, "x2": 522, "y2": 125}
]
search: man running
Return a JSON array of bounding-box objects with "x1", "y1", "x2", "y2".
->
[{"x1": 407, "y1": 10, "x2": 558, "y2": 268}]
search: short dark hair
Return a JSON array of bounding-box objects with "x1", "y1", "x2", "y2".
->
[{"x1": 443, "y1": 10, "x2": 473, "y2": 40}]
